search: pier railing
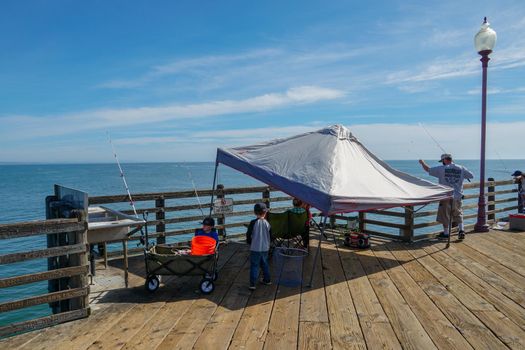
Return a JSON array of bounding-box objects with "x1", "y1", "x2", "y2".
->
[
  {"x1": 90, "y1": 178, "x2": 519, "y2": 260},
  {"x1": 352, "y1": 178, "x2": 518, "y2": 241},
  {"x1": 89, "y1": 185, "x2": 290, "y2": 259},
  {"x1": 0, "y1": 215, "x2": 89, "y2": 337}
]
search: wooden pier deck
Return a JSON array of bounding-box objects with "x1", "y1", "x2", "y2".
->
[{"x1": 3, "y1": 228, "x2": 525, "y2": 349}]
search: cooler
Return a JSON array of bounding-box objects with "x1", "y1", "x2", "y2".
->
[{"x1": 509, "y1": 214, "x2": 525, "y2": 231}]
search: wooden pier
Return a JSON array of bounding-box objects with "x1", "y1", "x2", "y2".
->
[
  {"x1": 2, "y1": 227, "x2": 525, "y2": 349},
  {"x1": 0, "y1": 179, "x2": 523, "y2": 348}
]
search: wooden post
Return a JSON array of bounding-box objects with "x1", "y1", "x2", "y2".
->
[
  {"x1": 69, "y1": 211, "x2": 89, "y2": 311},
  {"x1": 358, "y1": 212, "x2": 366, "y2": 232},
  {"x1": 123, "y1": 240, "x2": 129, "y2": 288},
  {"x1": 487, "y1": 177, "x2": 495, "y2": 223},
  {"x1": 156, "y1": 196, "x2": 165, "y2": 245},
  {"x1": 45, "y1": 195, "x2": 60, "y2": 314},
  {"x1": 403, "y1": 206, "x2": 414, "y2": 242},
  {"x1": 103, "y1": 242, "x2": 108, "y2": 269},
  {"x1": 216, "y1": 184, "x2": 225, "y2": 239},
  {"x1": 262, "y1": 187, "x2": 271, "y2": 208},
  {"x1": 45, "y1": 193, "x2": 81, "y2": 314}
]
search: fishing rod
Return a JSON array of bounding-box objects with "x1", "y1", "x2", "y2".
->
[
  {"x1": 183, "y1": 165, "x2": 205, "y2": 218},
  {"x1": 417, "y1": 123, "x2": 470, "y2": 182},
  {"x1": 107, "y1": 131, "x2": 139, "y2": 218},
  {"x1": 418, "y1": 123, "x2": 447, "y2": 154}
]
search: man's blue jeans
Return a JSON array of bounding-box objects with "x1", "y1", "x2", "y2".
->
[{"x1": 250, "y1": 250, "x2": 270, "y2": 286}]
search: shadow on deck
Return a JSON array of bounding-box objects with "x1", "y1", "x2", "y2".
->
[{"x1": 3, "y1": 228, "x2": 525, "y2": 350}]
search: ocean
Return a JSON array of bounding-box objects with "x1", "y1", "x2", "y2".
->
[{"x1": 0, "y1": 160, "x2": 523, "y2": 327}]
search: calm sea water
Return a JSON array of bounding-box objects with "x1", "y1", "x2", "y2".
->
[{"x1": 0, "y1": 160, "x2": 523, "y2": 327}]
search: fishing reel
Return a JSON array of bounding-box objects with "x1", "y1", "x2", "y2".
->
[{"x1": 134, "y1": 211, "x2": 149, "y2": 247}]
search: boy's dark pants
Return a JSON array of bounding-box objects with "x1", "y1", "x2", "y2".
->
[{"x1": 250, "y1": 250, "x2": 270, "y2": 286}]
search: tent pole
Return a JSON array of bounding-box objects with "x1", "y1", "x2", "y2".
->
[
  {"x1": 307, "y1": 215, "x2": 328, "y2": 288},
  {"x1": 209, "y1": 161, "x2": 219, "y2": 217}
]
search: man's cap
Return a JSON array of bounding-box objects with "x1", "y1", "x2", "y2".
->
[
  {"x1": 254, "y1": 202, "x2": 268, "y2": 212},
  {"x1": 201, "y1": 217, "x2": 215, "y2": 226},
  {"x1": 512, "y1": 170, "x2": 523, "y2": 177},
  {"x1": 439, "y1": 153, "x2": 452, "y2": 162}
]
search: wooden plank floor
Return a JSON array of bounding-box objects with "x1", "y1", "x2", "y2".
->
[{"x1": 2, "y1": 229, "x2": 525, "y2": 349}]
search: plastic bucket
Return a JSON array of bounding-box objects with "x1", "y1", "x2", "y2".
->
[
  {"x1": 272, "y1": 247, "x2": 308, "y2": 287},
  {"x1": 191, "y1": 236, "x2": 216, "y2": 255}
]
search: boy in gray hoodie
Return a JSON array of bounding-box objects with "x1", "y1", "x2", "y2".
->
[{"x1": 246, "y1": 203, "x2": 272, "y2": 290}]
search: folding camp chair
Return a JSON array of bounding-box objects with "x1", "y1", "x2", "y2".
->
[{"x1": 267, "y1": 211, "x2": 309, "y2": 250}]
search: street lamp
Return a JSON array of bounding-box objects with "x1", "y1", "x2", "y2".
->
[{"x1": 474, "y1": 17, "x2": 497, "y2": 232}]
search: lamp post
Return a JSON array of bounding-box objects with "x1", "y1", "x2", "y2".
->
[{"x1": 474, "y1": 17, "x2": 496, "y2": 232}]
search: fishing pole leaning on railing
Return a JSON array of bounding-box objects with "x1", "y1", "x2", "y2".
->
[{"x1": 107, "y1": 132, "x2": 147, "y2": 245}]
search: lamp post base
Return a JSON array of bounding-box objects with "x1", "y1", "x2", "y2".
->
[{"x1": 474, "y1": 223, "x2": 490, "y2": 232}]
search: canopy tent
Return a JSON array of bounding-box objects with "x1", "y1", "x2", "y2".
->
[
  {"x1": 214, "y1": 124, "x2": 452, "y2": 215},
  {"x1": 211, "y1": 124, "x2": 454, "y2": 287}
]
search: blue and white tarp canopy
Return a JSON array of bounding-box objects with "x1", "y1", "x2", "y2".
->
[{"x1": 216, "y1": 125, "x2": 452, "y2": 215}]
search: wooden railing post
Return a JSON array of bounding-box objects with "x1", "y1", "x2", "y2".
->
[
  {"x1": 45, "y1": 195, "x2": 60, "y2": 314},
  {"x1": 403, "y1": 206, "x2": 414, "y2": 242},
  {"x1": 216, "y1": 184, "x2": 225, "y2": 238},
  {"x1": 262, "y1": 187, "x2": 271, "y2": 208},
  {"x1": 69, "y1": 211, "x2": 89, "y2": 311},
  {"x1": 358, "y1": 212, "x2": 367, "y2": 232},
  {"x1": 45, "y1": 193, "x2": 87, "y2": 314},
  {"x1": 487, "y1": 177, "x2": 495, "y2": 222},
  {"x1": 156, "y1": 196, "x2": 165, "y2": 245}
]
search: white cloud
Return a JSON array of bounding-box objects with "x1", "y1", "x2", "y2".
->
[
  {"x1": 96, "y1": 44, "x2": 380, "y2": 95},
  {"x1": 467, "y1": 86, "x2": 525, "y2": 95},
  {"x1": 351, "y1": 121, "x2": 524, "y2": 160},
  {"x1": 0, "y1": 86, "x2": 344, "y2": 140},
  {"x1": 424, "y1": 29, "x2": 466, "y2": 48},
  {"x1": 110, "y1": 121, "x2": 524, "y2": 161},
  {"x1": 386, "y1": 54, "x2": 477, "y2": 84},
  {"x1": 193, "y1": 125, "x2": 316, "y2": 139},
  {"x1": 98, "y1": 49, "x2": 282, "y2": 89},
  {"x1": 114, "y1": 125, "x2": 320, "y2": 146},
  {"x1": 386, "y1": 42, "x2": 525, "y2": 88},
  {"x1": 491, "y1": 99, "x2": 525, "y2": 115},
  {"x1": 1, "y1": 121, "x2": 521, "y2": 163},
  {"x1": 115, "y1": 136, "x2": 181, "y2": 145},
  {"x1": 493, "y1": 45, "x2": 525, "y2": 70}
]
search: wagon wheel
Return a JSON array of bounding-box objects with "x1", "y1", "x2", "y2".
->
[
  {"x1": 358, "y1": 238, "x2": 368, "y2": 249},
  {"x1": 145, "y1": 275, "x2": 160, "y2": 292},
  {"x1": 199, "y1": 278, "x2": 215, "y2": 294}
]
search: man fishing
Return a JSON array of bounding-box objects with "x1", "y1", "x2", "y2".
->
[{"x1": 419, "y1": 154, "x2": 474, "y2": 240}]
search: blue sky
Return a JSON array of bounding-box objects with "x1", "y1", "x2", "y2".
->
[{"x1": 1, "y1": 0, "x2": 524, "y2": 163}]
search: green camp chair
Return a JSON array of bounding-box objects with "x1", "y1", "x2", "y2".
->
[
  {"x1": 266, "y1": 211, "x2": 289, "y2": 238},
  {"x1": 288, "y1": 211, "x2": 309, "y2": 248},
  {"x1": 267, "y1": 211, "x2": 309, "y2": 249}
]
